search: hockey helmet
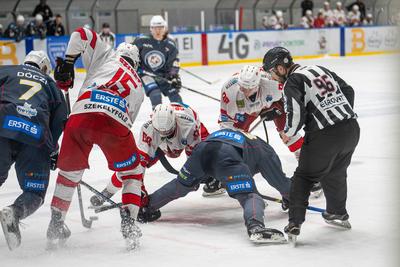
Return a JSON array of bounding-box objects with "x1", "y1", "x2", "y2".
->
[
  {"x1": 262, "y1": 46, "x2": 293, "y2": 73},
  {"x1": 150, "y1": 15, "x2": 167, "y2": 28},
  {"x1": 238, "y1": 65, "x2": 261, "y2": 90},
  {"x1": 152, "y1": 104, "x2": 176, "y2": 137},
  {"x1": 116, "y1": 42, "x2": 140, "y2": 70},
  {"x1": 24, "y1": 50, "x2": 51, "y2": 75}
]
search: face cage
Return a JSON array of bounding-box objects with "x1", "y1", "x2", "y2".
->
[{"x1": 155, "y1": 126, "x2": 176, "y2": 139}]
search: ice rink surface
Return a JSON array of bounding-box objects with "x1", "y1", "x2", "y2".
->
[{"x1": 1, "y1": 54, "x2": 399, "y2": 267}]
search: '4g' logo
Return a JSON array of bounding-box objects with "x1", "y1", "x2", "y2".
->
[{"x1": 218, "y1": 33, "x2": 249, "y2": 59}]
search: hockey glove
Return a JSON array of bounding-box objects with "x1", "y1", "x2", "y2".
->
[
  {"x1": 54, "y1": 56, "x2": 75, "y2": 91},
  {"x1": 168, "y1": 74, "x2": 182, "y2": 90},
  {"x1": 50, "y1": 150, "x2": 59, "y2": 171},
  {"x1": 259, "y1": 107, "x2": 282, "y2": 121}
]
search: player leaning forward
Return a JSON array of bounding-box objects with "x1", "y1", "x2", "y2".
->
[
  {"x1": 219, "y1": 65, "x2": 323, "y2": 195},
  {"x1": 46, "y1": 27, "x2": 145, "y2": 249},
  {"x1": 0, "y1": 51, "x2": 67, "y2": 250},
  {"x1": 262, "y1": 47, "x2": 360, "y2": 240},
  {"x1": 89, "y1": 102, "x2": 212, "y2": 209}
]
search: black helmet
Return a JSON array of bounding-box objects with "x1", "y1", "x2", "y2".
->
[{"x1": 263, "y1": 47, "x2": 293, "y2": 72}]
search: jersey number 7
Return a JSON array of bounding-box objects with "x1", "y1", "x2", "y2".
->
[{"x1": 18, "y1": 79, "x2": 42, "y2": 100}]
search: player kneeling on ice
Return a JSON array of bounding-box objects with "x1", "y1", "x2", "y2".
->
[
  {"x1": 263, "y1": 47, "x2": 359, "y2": 243},
  {"x1": 47, "y1": 27, "x2": 144, "y2": 250},
  {"x1": 0, "y1": 51, "x2": 68, "y2": 250},
  {"x1": 139, "y1": 129, "x2": 292, "y2": 244},
  {"x1": 90, "y1": 102, "x2": 225, "y2": 212},
  {"x1": 218, "y1": 65, "x2": 322, "y2": 197}
]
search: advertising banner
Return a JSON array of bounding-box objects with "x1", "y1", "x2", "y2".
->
[
  {"x1": 345, "y1": 26, "x2": 400, "y2": 55},
  {"x1": 0, "y1": 39, "x2": 26, "y2": 65},
  {"x1": 206, "y1": 28, "x2": 341, "y2": 64},
  {"x1": 46, "y1": 36, "x2": 84, "y2": 68}
]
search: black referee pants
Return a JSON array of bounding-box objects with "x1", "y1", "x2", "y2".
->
[{"x1": 289, "y1": 119, "x2": 360, "y2": 224}]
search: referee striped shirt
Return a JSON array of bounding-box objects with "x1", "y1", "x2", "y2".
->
[{"x1": 283, "y1": 64, "x2": 357, "y2": 136}]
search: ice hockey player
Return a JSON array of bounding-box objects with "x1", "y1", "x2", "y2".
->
[
  {"x1": 263, "y1": 46, "x2": 359, "y2": 242},
  {"x1": 0, "y1": 50, "x2": 67, "y2": 250},
  {"x1": 139, "y1": 128, "x2": 292, "y2": 244},
  {"x1": 46, "y1": 27, "x2": 144, "y2": 250},
  {"x1": 220, "y1": 64, "x2": 323, "y2": 196},
  {"x1": 133, "y1": 15, "x2": 183, "y2": 109},
  {"x1": 89, "y1": 102, "x2": 225, "y2": 209}
]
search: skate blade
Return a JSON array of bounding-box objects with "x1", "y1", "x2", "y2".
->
[
  {"x1": 324, "y1": 219, "x2": 352, "y2": 229},
  {"x1": 288, "y1": 234, "x2": 297, "y2": 247},
  {"x1": 0, "y1": 210, "x2": 20, "y2": 251},
  {"x1": 202, "y1": 188, "x2": 226, "y2": 197},
  {"x1": 250, "y1": 233, "x2": 287, "y2": 244}
]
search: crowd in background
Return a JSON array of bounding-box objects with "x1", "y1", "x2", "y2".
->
[
  {"x1": 262, "y1": 0, "x2": 377, "y2": 30},
  {"x1": 0, "y1": 0, "x2": 65, "y2": 42}
]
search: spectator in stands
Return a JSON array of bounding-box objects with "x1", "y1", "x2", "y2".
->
[
  {"x1": 33, "y1": 0, "x2": 53, "y2": 22},
  {"x1": 322, "y1": 1, "x2": 335, "y2": 27},
  {"x1": 333, "y1": 2, "x2": 347, "y2": 26},
  {"x1": 47, "y1": 14, "x2": 65, "y2": 36},
  {"x1": 261, "y1": 15, "x2": 269, "y2": 29},
  {"x1": 347, "y1": 0, "x2": 365, "y2": 20},
  {"x1": 4, "y1": 15, "x2": 26, "y2": 42},
  {"x1": 314, "y1": 10, "x2": 326, "y2": 28},
  {"x1": 0, "y1": 24, "x2": 3, "y2": 37},
  {"x1": 301, "y1": 10, "x2": 314, "y2": 28},
  {"x1": 347, "y1": 5, "x2": 361, "y2": 26},
  {"x1": 26, "y1": 14, "x2": 47, "y2": 39},
  {"x1": 362, "y1": 13, "x2": 374, "y2": 25},
  {"x1": 99, "y1": 22, "x2": 116, "y2": 48},
  {"x1": 390, "y1": 11, "x2": 400, "y2": 26},
  {"x1": 267, "y1": 10, "x2": 286, "y2": 30},
  {"x1": 301, "y1": 0, "x2": 314, "y2": 17}
]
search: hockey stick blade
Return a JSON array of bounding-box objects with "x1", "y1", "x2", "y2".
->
[{"x1": 77, "y1": 184, "x2": 97, "y2": 228}]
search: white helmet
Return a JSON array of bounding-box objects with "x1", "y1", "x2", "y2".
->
[
  {"x1": 275, "y1": 10, "x2": 283, "y2": 18},
  {"x1": 24, "y1": 50, "x2": 51, "y2": 75},
  {"x1": 35, "y1": 14, "x2": 43, "y2": 22},
  {"x1": 152, "y1": 104, "x2": 176, "y2": 137},
  {"x1": 116, "y1": 42, "x2": 140, "y2": 70},
  {"x1": 16, "y1": 15, "x2": 25, "y2": 24},
  {"x1": 237, "y1": 65, "x2": 261, "y2": 90},
  {"x1": 150, "y1": 15, "x2": 167, "y2": 28}
]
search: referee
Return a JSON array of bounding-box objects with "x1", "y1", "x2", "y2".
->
[{"x1": 262, "y1": 47, "x2": 360, "y2": 238}]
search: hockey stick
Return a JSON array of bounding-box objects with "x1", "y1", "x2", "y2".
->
[
  {"x1": 262, "y1": 120, "x2": 269, "y2": 143},
  {"x1": 63, "y1": 91, "x2": 98, "y2": 228},
  {"x1": 180, "y1": 68, "x2": 220, "y2": 85},
  {"x1": 256, "y1": 193, "x2": 324, "y2": 213},
  {"x1": 156, "y1": 148, "x2": 179, "y2": 175},
  {"x1": 142, "y1": 70, "x2": 220, "y2": 102}
]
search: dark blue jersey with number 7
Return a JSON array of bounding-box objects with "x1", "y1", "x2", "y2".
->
[{"x1": 0, "y1": 64, "x2": 67, "y2": 151}]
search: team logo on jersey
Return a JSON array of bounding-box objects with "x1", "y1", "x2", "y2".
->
[
  {"x1": 265, "y1": 95, "x2": 273, "y2": 102},
  {"x1": 226, "y1": 180, "x2": 253, "y2": 194},
  {"x1": 219, "y1": 114, "x2": 229, "y2": 122},
  {"x1": 91, "y1": 90, "x2": 127, "y2": 112},
  {"x1": 16, "y1": 102, "x2": 37, "y2": 118},
  {"x1": 181, "y1": 139, "x2": 188, "y2": 145},
  {"x1": 24, "y1": 179, "x2": 47, "y2": 191},
  {"x1": 208, "y1": 130, "x2": 244, "y2": 144},
  {"x1": 144, "y1": 50, "x2": 165, "y2": 71},
  {"x1": 236, "y1": 99, "x2": 245, "y2": 108},
  {"x1": 3, "y1": 115, "x2": 42, "y2": 139},
  {"x1": 114, "y1": 154, "x2": 137, "y2": 169},
  {"x1": 235, "y1": 113, "x2": 246, "y2": 122}
]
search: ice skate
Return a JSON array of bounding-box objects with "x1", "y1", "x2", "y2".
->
[
  {"x1": 46, "y1": 210, "x2": 71, "y2": 250},
  {"x1": 284, "y1": 222, "x2": 301, "y2": 247},
  {"x1": 89, "y1": 189, "x2": 114, "y2": 208},
  {"x1": 247, "y1": 222, "x2": 286, "y2": 244},
  {"x1": 310, "y1": 182, "x2": 323, "y2": 198},
  {"x1": 120, "y1": 209, "x2": 142, "y2": 251},
  {"x1": 322, "y1": 212, "x2": 351, "y2": 229},
  {"x1": 0, "y1": 206, "x2": 21, "y2": 251},
  {"x1": 202, "y1": 177, "x2": 226, "y2": 197}
]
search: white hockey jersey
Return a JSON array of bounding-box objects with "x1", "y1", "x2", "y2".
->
[
  {"x1": 139, "y1": 102, "x2": 208, "y2": 166},
  {"x1": 219, "y1": 71, "x2": 304, "y2": 153},
  {"x1": 67, "y1": 27, "x2": 144, "y2": 129},
  {"x1": 219, "y1": 71, "x2": 282, "y2": 132}
]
